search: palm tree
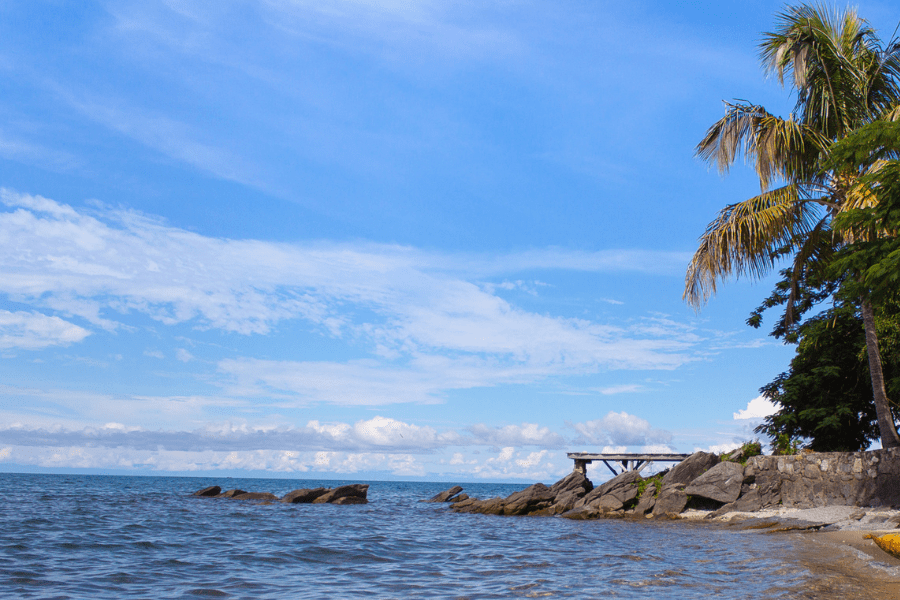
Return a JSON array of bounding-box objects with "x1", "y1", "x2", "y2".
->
[{"x1": 685, "y1": 4, "x2": 900, "y2": 448}]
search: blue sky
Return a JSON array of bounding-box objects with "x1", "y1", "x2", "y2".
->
[{"x1": 0, "y1": 1, "x2": 896, "y2": 482}]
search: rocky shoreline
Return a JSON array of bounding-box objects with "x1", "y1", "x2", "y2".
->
[{"x1": 427, "y1": 448, "x2": 900, "y2": 533}]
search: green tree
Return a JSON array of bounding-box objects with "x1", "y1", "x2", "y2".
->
[
  {"x1": 755, "y1": 300, "x2": 899, "y2": 451},
  {"x1": 685, "y1": 4, "x2": 900, "y2": 447}
]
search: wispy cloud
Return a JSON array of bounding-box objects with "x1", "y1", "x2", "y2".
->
[
  {"x1": 0, "y1": 310, "x2": 90, "y2": 350},
  {"x1": 0, "y1": 190, "x2": 701, "y2": 395}
]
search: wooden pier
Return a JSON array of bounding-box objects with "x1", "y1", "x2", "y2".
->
[{"x1": 567, "y1": 452, "x2": 691, "y2": 476}]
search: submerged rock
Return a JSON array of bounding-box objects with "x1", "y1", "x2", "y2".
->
[
  {"x1": 312, "y1": 484, "x2": 369, "y2": 504},
  {"x1": 194, "y1": 484, "x2": 369, "y2": 505},
  {"x1": 282, "y1": 488, "x2": 329, "y2": 504}
]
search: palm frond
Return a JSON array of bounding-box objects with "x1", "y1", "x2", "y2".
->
[
  {"x1": 696, "y1": 102, "x2": 828, "y2": 190},
  {"x1": 685, "y1": 185, "x2": 822, "y2": 307}
]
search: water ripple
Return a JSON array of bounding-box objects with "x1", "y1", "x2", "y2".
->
[{"x1": 0, "y1": 473, "x2": 880, "y2": 599}]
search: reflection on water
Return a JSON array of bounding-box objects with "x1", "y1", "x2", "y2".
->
[{"x1": 0, "y1": 473, "x2": 891, "y2": 598}]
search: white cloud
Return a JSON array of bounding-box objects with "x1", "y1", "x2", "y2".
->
[
  {"x1": 0, "y1": 310, "x2": 90, "y2": 349},
  {"x1": 706, "y1": 442, "x2": 740, "y2": 455},
  {"x1": 175, "y1": 348, "x2": 194, "y2": 362},
  {"x1": 467, "y1": 423, "x2": 565, "y2": 448},
  {"x1": 733, "y1": 396, "x2": 779, "y2": 420},
  {"x1": 572, "y1": 411, "x2": 672, "y2": 447}
]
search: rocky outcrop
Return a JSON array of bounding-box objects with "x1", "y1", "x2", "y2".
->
[
  {"x1": 193, "y1": 485, "x2": 221, "y2": 497},
  {"x1": 282, "y1": 487, "x2": 329, "y2": 504},
  {"x1": 426, "y1": 486, "x2": 464, "y2": 502},
  {"x1": 193, "y1": 483, "x2": 369, "y2": 505},
  {"x1": 685, "y1": 461, "x2": 744, "y2": 504},
  {"x1": 652, "y1": 484, "x2": 689, "y2": 517},
  {"x1": 576, "y1": 470, "x2": 641, "y2": 511},
  {"x1": 448, "y1": 471, "x2": 593, "y2": 517},
  {"x1": 661, "y1": 451, "x2": 719, "y2": 487},
  {"x1": 633, "y1": 483, "x2": 656, "y2": 516},
  {"x1": 312, "y1": 484, "x2": 369, "y2": 505}
]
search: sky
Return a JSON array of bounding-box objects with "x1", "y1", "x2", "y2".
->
[{"x1": 0, "y1": 1, "x2": 897, "y2": 483}]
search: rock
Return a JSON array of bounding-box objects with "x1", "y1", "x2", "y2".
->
[
  {"x1": 652, "y1": 483, "x2": 688, "y2": 516},
  {"x1": 726, "y1": 448, "x2": 744, "y2": 463},
  {"x1": 455, "y1": 497, "x2": 505, "y2": 515},
  {"x1": 332, "y1": 495, "x2": 367, "y2": 505},
  {"x1": 193, "y1": 485, "x2": 221, "y2": 497},
  {"x1": 502, "y1": 483, "x2": 555, "y2": 516},
  {"x1": 560, "y1": 506, "x2": 601, "y2": 520},
  {"x1": 660, "y1": 451, "x2": 719, "y2": 487},
  {"x1": 426, "y1": 485, "x2": 464, "y2": 503},
  {"x1": 217, "y1": 489, "x2": 247, "y2": 498},
  {"x1": 595, "y1": 495, "x2": 624, "y2": 511},
  {"x1": 685, "y1": 461, "x2": 745, "y2": 504},
  {"x1": 312, "y1": 484, "x2": 369, "y2": 504},
  {"x1": 633, "y1": 484, "x2": 657, "y2": 516},
  {"x1": 232, "y1": 492, "x2": 280, "y2": 501},
  {"x1": 282, "y1": 487, "x2": 329, "y2": 504},
  {"x1": 550, "y1": 471, "x2": 594, "y2": 497},
  {"x1": 577, "y1": 470, "x2": 642, "y2": 509},
  {"x1": 450, "y1": 493, "x2": 469, "y2": 503},
  {"x1": 552, "y1": 490, "x2": 583, "y2": 513}
]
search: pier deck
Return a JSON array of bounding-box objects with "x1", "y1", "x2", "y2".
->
[{"x1": 567, "y1": 452, "x2": 691, "y2": 476}]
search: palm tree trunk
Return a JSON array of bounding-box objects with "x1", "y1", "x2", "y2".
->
[{"x1": 861, "y1": 297, "x2": 900, "y2": 448}]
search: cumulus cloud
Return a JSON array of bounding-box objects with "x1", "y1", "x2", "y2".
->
[
  {"x1": 571, "y1": 411, "x2": 672, "y2": 447},
  {"x1": 734, "y1": 396, "x2": 779, "y2": 420},
  {"x1": 0, "y1": 310, "x2": 90, "y2": 349}
]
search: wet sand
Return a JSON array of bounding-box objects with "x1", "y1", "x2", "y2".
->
[
  {"x1": 682, "y1": 506, "x2": 900, "y2": 596},
  {"x1": 787, "y1": 530, "x2": 900, "y2": 597}
]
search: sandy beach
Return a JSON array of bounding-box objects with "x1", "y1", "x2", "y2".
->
[{"x1": 691, "y1": 505, "x2": 900, "y2": 596}]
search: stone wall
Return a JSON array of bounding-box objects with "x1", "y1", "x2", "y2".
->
[{"x1": 745, "y1": 447, "x2": 900, "y2": 508}]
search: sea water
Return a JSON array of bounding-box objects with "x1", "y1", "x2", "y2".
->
[{"x1": 0, "y1": 473, "x2": 871, "y2": 598}]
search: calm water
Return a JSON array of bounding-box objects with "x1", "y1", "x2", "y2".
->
[{"x1": 0, "y1": 473, "x2": 872, "y2": 598}]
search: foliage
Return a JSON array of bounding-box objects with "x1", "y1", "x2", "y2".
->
[
  {"x1": 739, "y1": 440, "x2": 763, "y2": 460},
  {"x1": 718, "y1": 440, "x2": 763, "y2": 463},
  {"x1": 772, "y1": 434, "x2": 802, "y2": 456},
  {"x1": 828, "y1": 120, "x2": 900, "y2": 305},
  {"x1": 754, "y1": 297, "x2": 900, "y2": 451},
  {"x1": 636, "y1": 473, "x2": 664, "y2": 499},
  {"x1": 685, "y1": 3, "x2": 900, "y2": 448}
]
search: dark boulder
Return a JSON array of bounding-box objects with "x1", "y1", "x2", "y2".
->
[
  {"x1": 576, "y1": 470, "x2": 641, "y2": 509},
  {"x1": 560, "y1": 505, "x2": 602, "y2": 520},
  {"x1": 452, "y1": 497, "x2": 506, "y2": 515},
  {"x1": 550, "y1": 471, "x2": 593, "y2": 496},
  {"x1": 193, "y1": 486, "x2": 221, "y2": 497},
  {"x1": 217, "y1": 489, "x2": 247, "y2": 498},
  {"x1": 426, "y1": 486, "x2": 464, "y2": 503},
  {"x1": 652, "y1": 483, "x2": 688, "y2": 517},
  {"x1": 633, "y1": 483, "x2": 657, "y2": 516},
  {"x1": 685, "y1": 461, "x2": 744, "y2": 504},
  {"x1": 312, "y1": 484, "x2": 369, "y2": 504},
  {"x1": 503, "y1": 483, "x2": 555, "y2": 516},
  {"x1": 282, "y1": 487, "x2": 329, "y2": 504},
  {"x1": 660, "y1": 451, "x2": 719, "y2": 487},
  {"x1": 450, "y1": 493, "x2": 469, "y2": 503}
]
